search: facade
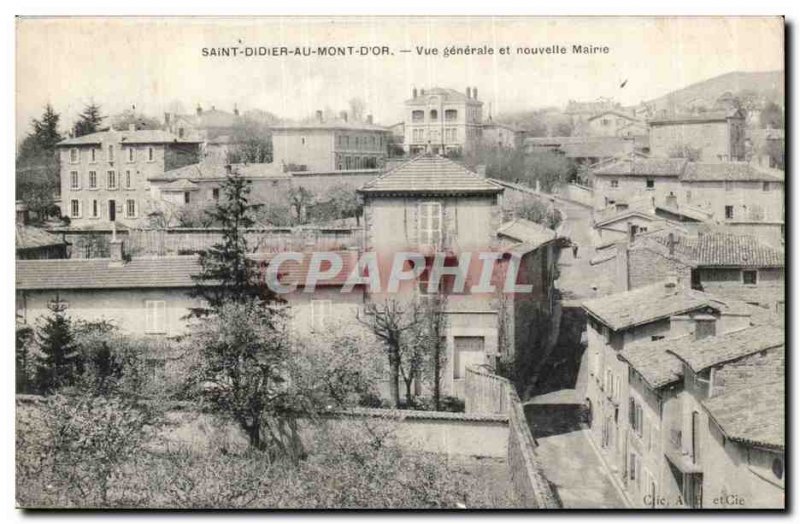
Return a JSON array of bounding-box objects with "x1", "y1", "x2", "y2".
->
[
  {"x1": 648, "y1": 109, "x2": 747, "y2": 162},
  {"x1": 617, "y1": 323, "x2": 784, "y2": 508},
  {"x1": 481, "y1": 120, "x2": 524, "y2": 149},
  {"x1": 585, "y1": 111, "x2": 645, "y2": 138},
  {"x1": 271, "y1": 114, "x2": 390, "y2": 172},
  {"x1": 359, "y1": 155, "x2": 567, "y2": 397},
  {"x1": 57, "y1": 128, "x2": 202, "y2": 227},
  {"x1": 404, "y1": 87, "x2": 484, "y2": 156},
  {"x1": 164, "y1": 105, "x2": 242, "y2": 163}
]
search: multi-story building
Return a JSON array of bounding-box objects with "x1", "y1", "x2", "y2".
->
[
  {"x1": 271, "y1": 112, "x2": 390, "y2": 172},
  {"x1": 590, "y1": 156, "x2": 785, "y2": 246},
  {"x1": 359, "y1": 154, "x2": 568, "y2": 397},
  {"x1": 481, "y1": 119, "x2": 524, "y2": 149},
  {"x1": 57, "y1": 127, "x2": 202, "y2": 227},
  {"x1": 648, "y1": 109, "x2": 747, "y2": 162},
  {"x1": 618, "y1": 324, "x2": 784, "y2": 508},
  {"x1": 404, "y1": 87, "x2": 483, "y2": 156},
  {"x1": 585, "y1": 110, "x2": 646, "y2": 138},
  {"x1": 582, "y1": 281, "x2": 728, "y2": 479}
]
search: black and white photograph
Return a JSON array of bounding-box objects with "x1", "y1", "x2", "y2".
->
[{"x1": 12, "y1": 14, "x2": 786, "y2": 511}]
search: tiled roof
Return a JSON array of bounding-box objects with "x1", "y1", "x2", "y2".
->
[
  {"x1": 157, "y1": 162, "x2": 288, "y2": 181},
  {"x1": 272, "y1": 120, "x2": 388, "y2": 132},
  {"x1": 405, "y1": 87, "x2": 482, "y2": 105},
  {"x1": 680, "y1": 162, "x2": 784, "y2": 183},
  {"x1": 160, "y1": 179, "x2": 201, "y2": 192},
  {"x1": 560, "y1": 138, "x2": 634, "y2": 159},
  {"x1": 587, "y1": 110, "x2": 640, "y2": 122},
  {"x1": 619, "y1": 336, "x2": 688, "y2": 389},
  {"x1": 648, "y1": 109, "x2": 744, "y2": 125},
  {"x1": 497, "y1": 218, "x2": 558, "y2": 247},
  {"x1": 58, "y1": 129, "x2": 202, "y2": 147},
  {"x1": 592, "y1": 157, "x2": 688, "y2": 177},
  {"x1": 643, "y1": 230, "x2": 784, "y2": 268},
  {"x1": 16, "y1": 225, "x2": 67, "y2": 250},
  {"x1": 701, "y1": 286, "x2": 785, "y2": 310},
  {"x1": 359, "y1": 154, "x2": 503, "y2": 195},
  {"x1": 16, "y1": 251, "x2": 361, "y2": 291},
  {"x1": 667, "y1": 324, "x2": 784, "y2": 373},
  {"x1": 16, "y1": 256, "x2": 201, "y2": 290},
  {"x1": 703, "y1": 351, "x2": 784, "y2": 449},
  {"x1": 582, "y1": 282, "x2": 716, "y2": 331}
]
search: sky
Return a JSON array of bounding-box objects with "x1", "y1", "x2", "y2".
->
[{"x1": 16, "y1": 16, "x2": 784, "y2": 139}]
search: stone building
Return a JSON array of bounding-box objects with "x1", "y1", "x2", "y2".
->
[
  {"x1": 481, "y1": 119, "x2": 524, "y2": 149},
  {"x1": 648, "y1": 109, "x2": 747, "y2": 162},
  {"x1": 404, "y1": 87, "x2": 484, "y2": 156},
  {"x1": 164, "y1": 105, "x2": 243, "y2": 163},
  {"x1": 585, "y1": 110, "x2": 646, "y2": 138},
  {"x1": 271, "y1": 113, "x2": 390, "y2": 172},
  {"x1": 57, "y1": 128, "x2": 202, "y2": 227}
]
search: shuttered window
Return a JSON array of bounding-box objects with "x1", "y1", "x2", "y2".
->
[
  {"x1": 418, "y1": 202, "x2": 442, "y2": 246},
  {"x1": 145, "y1": 300, "x2": 166, "y2": 334}
]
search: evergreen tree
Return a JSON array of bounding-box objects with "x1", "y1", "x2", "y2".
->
[
  {"x1": 34, "y1": 296, "x2": 81, "y2": 393},
  {"x1": 73, "y1": 102, "x2": 105, "y2": 137},
  {"x1": 29, "y1": 104, "x2": 63, "y2": 154},
  {"x1": 191, "y1": 170, "x2": 278, "y2": 314},
  {"x1": 16, "y1": 105, "x2": 63, "y2": 221}
]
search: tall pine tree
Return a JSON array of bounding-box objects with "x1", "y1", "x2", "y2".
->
[
  {"x1": 73, "y1": 102, "x2": 105, "y2": 137},
  {"x1": 191, "y1": 170, "x2": 280, "y2": 315},
  {"x1": 34, "y1": 296, "x2": 82, "y2": 393}
]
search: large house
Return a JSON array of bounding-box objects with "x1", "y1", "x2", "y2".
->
[
  {"x1": 618, "y1": 324, "x2": 784, "y2": 508},
  {"x1": 271, "y1": 113, "x2": 390, "y2": 172},
  {"x1": 359, "y1": 154, "x2": 568, "y2": 396},
  {"x1": 57, "y1": 128, "x2": 202, "y2": 227},
  {"x1": 648, "y1": 109, "x2": 747, "y2": 162},
  {"x1": 404, "y1": 87, "x2": 484, "y2": 156},
  {"x1": 585, "y1": 110, "x2": 646, "y2": 138}
]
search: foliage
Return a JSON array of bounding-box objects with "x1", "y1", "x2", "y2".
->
[
  {"x1": 174, "y1": 202, "x2": 217, "y2": 228},
  {"x1": 17, "y1": 393, "x2": 160, "y2": 507},
  {"x1": 16, "y1": 326, "x2": 35, "y2": 393},
  {"x1": 34, "y1": 297, "x2": 82, "y2": 394},
  {"x1": 110, "y1": 109, "x2": 161, "y2": 131},
  {"x1": 191, "y1": 172, "x2": 276, "y2": 313},
  {"x1": 226, "y1": 117, "x2": 273, "y2": 164},
  {"x1": 290, "y1": 327, "x2": 385, "y2": 408},
  {"x1": 759, "y1": 101, "x2": 784, "y2": 129},
  {"x1": 308, "y1": 184, "x2": 363, "y2": 225},
  {"x1": 183, "y1": 301, "x2": 298, "y2": 455},
  {"x1": 72, "y1": 102, "x2": 105, "y2": 137},
  {"x1": 465, "y1": 145, "x2": 575, "y2": 193},
  {"x1": 16, "y1": 104, "x2": 63, "y2": 222},
  {"x1": 287, "y1": 186, "x2": 315, "y2": 223},
  {"x1": 505, "y1": 197, "x2": 563, "y2": 230}
]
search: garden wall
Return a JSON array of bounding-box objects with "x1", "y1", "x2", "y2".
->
[{"x1": 464, "y1": 367, "x2": 561, "y2": 509}]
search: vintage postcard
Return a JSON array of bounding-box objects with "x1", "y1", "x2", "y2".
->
[{"x1": 15, "y1": 16, "x2": 785, "y2": 510}]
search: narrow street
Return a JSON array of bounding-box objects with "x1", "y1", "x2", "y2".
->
[{"x1": 526, "y1": 401, "x2": 627, "y2": 509}]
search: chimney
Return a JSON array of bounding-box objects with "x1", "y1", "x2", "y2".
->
[
  {"x1": 234, "y1": 104, "x2": 239, "y2": 117},
  {"x1": 412, "y1": 87, "x2": 418, "y2": 99},
  {"x1": 466, "y1": 87, "x2": 472, "y2": 98},
  {"x1": 109, "y1": 226, "x2": 126, "y2": 266},
  {"x1": 367, "y1": 114, "x2": 373, "y2": 124},
  {"x1": 196, "y1": 104, "x2": 203, "y2": 116},
  {"x1": 473, "y1": 86, "x2": 478, "y2": 99},
  {"x1": 128, "y1": 123, "x2": 136, "y2": 132},
  {"x1": 340, "y1": 111, "x2": 348, "y2": 123},
  {"x1": 316, "y1": 110, "x2": 324, "y2": 123}
]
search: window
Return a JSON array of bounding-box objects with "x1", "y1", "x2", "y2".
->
[
  {"x1": 184, "y1": 192, "x2": 191, "y2": 204},
  {"x1": 90, "y1": 148, "x2": 97, "y2": 163},
  {"x1": 743, "y1": 270, "x2": 758, "y2": 285},
  {"x1": 145, "y1": 300, "x2": 166, "y2": 334},
  {"x1": 107, "y1": 170, "x2": 117, "y2": 189},
  {"x1": 445, "y1": 109, "x2": 458, "y2": 121},
  {"x1": 148, "y1": 147, "x2": 154, "y2": 162},
  {"x1": 651, "y1": 335, "x2": 665, "y2": 341},
  {"x1": 645, "y1": 179, "x2": 655, "y2": 190},
  {"x1": 89, "y1": 171, "x2": 97, "y2": 189},
  {"x1": 610, "y1": 179, "x2": 619, "y2": 188},
  {"x1": 212, "y1": 188, "x2": 220, "y2": 201},
  {"x1": 412, "y1": 110, "x2": 424, "y2": 122},
  {"x1": 453, "y1": 336, "x2": 485, "y2": 379},
  {"x1": 629, "y1": 397, "x2": 644, "y2": 436},
  {"x1": 763, "y1": 182, "x2": 770, "y2": 192},
  {"x1": 430, "y1": 109, "x2": 438, "y2": 120},
  {"x1": 69, "y1": 148, "x2": 79, "y2": 163},
  {"x1": 127, "y1": 147, "x2": 135, "y2": 162},
  {"x1": 724, "y1": 205, "x2": 734, "y2": 220},
  {"x1": 125, "y1": 170, "x2": 132, "y2": 189},
  {"x1": 125, "y1": 199, "x2": 136, "y2": 218},
  {"x1": 310, "y1": 300, "x2": 332, "y2": 331},
  {"x1": 108, "y1": 144, "x2": 115, "y2": 162},
  {"x1": 418, "y1": 202, "x2": 442, "y2": 246},
  {"x1": 91, "y1": 199, "x2": 99, "y2": 218},
  {"x1": 70, "y1": 199, "x2": 81, "y2": 218},
  {"x1": 70, "y1": 171, "x2": 80, "y2": 189}
]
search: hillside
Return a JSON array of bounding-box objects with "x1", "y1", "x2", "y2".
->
[{"x1": 646, "y1": 70, "x2": 784, "y2": 113}]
